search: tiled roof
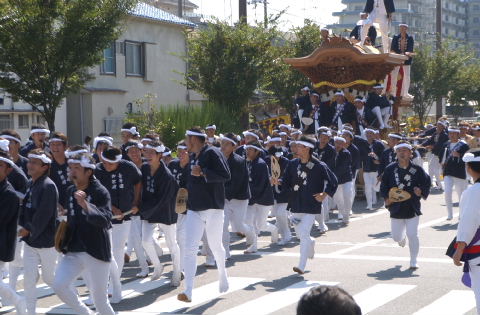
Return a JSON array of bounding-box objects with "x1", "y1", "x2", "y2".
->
[{"x1": 129, "y1": 2, "x2": 196, "y2": 28}]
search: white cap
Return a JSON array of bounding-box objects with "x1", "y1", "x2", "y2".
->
[
  {"x1": 335, "y1": 91, "x2": 345, "y2": 96},
  {"x1": 399, "y1": 23, "x2": 409, "y2": 28},
  {"x1": 301, "y1": 86, "x2": 310, "y2": 91},
  {"x1": 373, "y1": 84, "x2": 384, "y2": 89}
]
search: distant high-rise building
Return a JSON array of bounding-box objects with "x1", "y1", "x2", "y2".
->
[
  {"x1": 467, "y1": 0, "x2": 480, "y2": 53},
  {"x1": 327, "y1": 0, "x2": 468, "y2": 49}
]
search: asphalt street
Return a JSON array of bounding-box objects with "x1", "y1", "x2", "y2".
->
[{"x1": 0, "y1": 186, "x2": 474, "y2": 315}]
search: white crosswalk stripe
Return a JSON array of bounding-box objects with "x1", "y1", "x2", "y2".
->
[
  {"x1": 413, "y1": 290, "x2": 476, "y2": 315},
  {"x1": 216, "y1": 280, "x2": 338, "y2": 315},
  {"x1": 134, "y1": 277, "x2": 263, "y2": 313},
  {"x1": 3, "y1": 278, "x2": 478, "y2": 315},
  {"x1": 353, "y1": 284, "x2": 416, "y2": 314}
]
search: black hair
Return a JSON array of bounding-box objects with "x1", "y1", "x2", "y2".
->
[
  {"x1": 296, "y1": 286, "x2": 361, "y2": 315},
  {"x1": 187, "y1": 127, "x2": 206, "y2": 143},
  {"x1": 50, "y1": 131, "x2": 68, "y2": 144},
  {"x1": 102, "y1": 146, "x2": 122, "y2": 160},
  {"x1": 122, "y1": 122, "x2": 136, "y2": 129},
  {"x1": 98, "y1": 132, "x2": 111, "y2": 137},
  {"x1": 1, "y1": 129, "x2": 21, "y2": 141},
  {"x1": 222, "y1": 132, "x2": 239, "y2": 146},
  {"x1": 0, "y1": 151, "x2": 13, "y2": 168},
  {"x1": 468, "y1": 162, "x2": 480, "y2": 174},
  {"x1": 298, "y1": 135, "x2": 316, "y2": 155}
]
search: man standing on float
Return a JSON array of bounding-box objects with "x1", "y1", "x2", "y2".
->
[{"x1": 361, "y1": 0, "x2": 395, "y2": 53}]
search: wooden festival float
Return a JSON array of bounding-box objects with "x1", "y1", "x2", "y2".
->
[{"x1": 284, "y1": 36, "x2": 411, "y2": 131}]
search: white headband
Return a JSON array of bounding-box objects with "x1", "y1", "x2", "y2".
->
[
  {"x1": 30, "y1": 128, "x2": 50, "y2": 135},
  {"x1": 394, "y1": 143, "x2": 413, "y2": 151},
  {"x1": 177, "y1": 145, "x2": 187, "y2": 150},
  {"x1": 373, "y1": 85, "x2": 384, "y2": 89},
  {"x1": 28, "y1": 153, "x2": 52, "y2": 164},
  {"x1": 0, "y1": 156, "x2": 14, "y2": 167},
  {"x1": 334, "y1": 136, "x2": 346, "y2": 143},
  {"x1": 141, "y1": 138, "x2": 153, "y2": 143},
  {"x1": 68, "y1": 155, "x2": 96, "y2": 169},
  {"x1": 279, "y1": 132, "x2": 287, "y2": 136},
  {"x1": 145, "y1": 144, "x2": 165, "y2": 153},
  {"x1": 93, "y1": 137, "x2": 113, "y2": 149},
  {"x1": 335, "y1": 91, "x2": 344, "y2": 96},
  {"x1": 125, "y1": 142, "x2": 143, "y2": 152},
  {"x1": 243, "y1": 131, "x2": 259, "y2": 140},
  {"x1": 295, "y1": 141, "x2": 315, "y2": 149},
  {"x1": 278, "y1": 124, "x2": 291, "y2": 130},
  {"x1": 318, "y1": 130, "x2": 332, "y2": 137},
  {"x1": 220, "y1": 137, "x2": 237, "y2": 146},
  {"x1": 388, "y1": 133, "x2": 403, "y2": 140},
  {"x1": 49, "y1": 138, "x2": 65, "y2": 143},
  {"x1": 121, "y1": 127, "x2": 137, "y2": 135},
  {"x1": 448, "y1": 129, "x2": 460, "y2": 133},
  {"x1": 463, "y1": 153, "x2": 480, "y2": 163},
  {"x1": 101, "y1": 153, "x2": 122, "y2": 163},
  {"x1": 437, "y1": 120, "x2": 448, "y2": 127},
  {"x1": 205, "y1": 125, "x2": 216, "y2": 130},
  {"x1": 269, "y1": 137, "x2": 282, "y2": 142},
  {"x1": 0, "y1": 139, "x2": 9, "y2": 152},
  {"x1": 186, "y1": 130, "x2": 207, "y2": 138},
  {"x1": 291, "y1": 130, "x2": 302, "y2": 135},
  {"x1": 65, "y1": 149, "x2": 88, "y2": 158},
  {"x1": 364, "y1": 128, "x2": 376, "y2": 134},
  {"x1": 163, "y1": 151, "x2": 171, "y2": 156},
  {"x1": 0, "y1": 135, "x2": 20, "y2": 143},
  {"x1": 244, "y1": 145, "x2": 263, "y2": 152},
  {"x1": 342, "y1": 130, "x2": 354, "y2": 138}
]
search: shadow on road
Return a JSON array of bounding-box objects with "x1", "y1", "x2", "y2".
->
[{"x1": 367, "y1": 265, "x2": 419, "y2": 280}]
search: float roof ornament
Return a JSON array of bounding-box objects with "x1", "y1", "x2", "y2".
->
[{"x1": 283, "y1": 36, "x2": 408, "y2": 93}]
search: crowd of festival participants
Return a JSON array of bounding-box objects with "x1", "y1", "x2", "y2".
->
[{"x1": 2, "y1": 87, "x2": 480, "y2": 314}]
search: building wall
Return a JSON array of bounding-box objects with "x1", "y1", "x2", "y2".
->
[
  {"x1": 67, "y1": 16, "x2": 195, "y2": 145},
  {"x1": 467, "y1": 0, "x2": 480, "y2": 53}
]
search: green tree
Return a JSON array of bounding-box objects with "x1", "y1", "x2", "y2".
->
[
  {"x1": 0, "y1": 0, "x2": 138, "y2": 131},
  {"x1": 262, "y1": 20, "x2": 322, "y2": 113},
  {"x1": 186, "y1": 21, "x2": 277, "y2": 117},
  {"x1": 411, "y1": 41, "x2": 475, "y2": 126}
]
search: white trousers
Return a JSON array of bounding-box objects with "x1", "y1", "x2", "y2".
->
[
  {"x1": 9, "y1": 237, "x2": 23, "y2": 290},
  {"x1": 362, "y1": 8, "x2": 390, "y2": 52},
  {"x1": 176, "y1": 214, "x2": 187, "y2": 272},
  {"x1": 428, "y1": 155, "x2": 442, "y2": 187},
  {"x1": 389, "y1": 65, "x2": 411, "y2": 97},
  {"x1": 315, "y1": 198, "x2": 330, "y2": 231},
  {"x1": 0, "y1": 261, "x2": 23, "y2": 307},
  {"x1": 391, "y1": 216, "x2": 420, "y2": 267},
  {"x1": 468, "y1": 256, "x2": 480, "y2": 315},
  {"x1": 223, "y1": 199, "x2": 254, "y2": 258},
  {"x1": 183, "y1": 209, "x2": 227, "y2": 298},
  {"x1": 126, "y1": 216, "x2": 148, "y2": 274},
  {"x1": 109, "y1": 222, "x2": 130, "y2": 301},
  {"x1": 53, "y1": 252, "x2": 114, "y2": 315},
  {"x1": 363, "y1": 171, "x2": 378, "y2": 208},
  {"x1": 245, "y1": 204, "x2": 278, "y2": 250},
  {"x1": 23, "y1": 244, "x2": 57, "y2": 315},
  {"x1": 351, "y1": 170, "x2": 358, "y2": 209},
  {"x1": 272, "y1": 202, "x2": 291, "y2": 242},
  {"x1": 333, "y1": 182, "x2": 354, "y2": 223},
  {"x1": 444, "y1": 176, "x2": 468, "y2": 218},
  {"x1": 291, "y1": 213, "x2": 315, "y2": 271}
]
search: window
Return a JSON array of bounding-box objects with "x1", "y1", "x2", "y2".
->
[
  {"x1": 18, "y1": 114, "x2": 29, "y2": 129},
  {"x1": 0, "y1": 115, "x2": 12, "y2": 130},
  {"x1": 474, "y1": 17, "x2": 479, "y2": 23},
  {"x1": 100, "y1": 42, "x2": 116, "y2": 75},
  {"x1": 125, "y1": 41, "x2": 144, "y2": 76},
  {"x1": 475, "y1": 5, "x2": 480, "y2": 11},
  {"x1": 474, "y1": 30, "x2": 480, "y2": 35}
]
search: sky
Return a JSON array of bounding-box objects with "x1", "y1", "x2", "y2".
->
[{"x1": 189, "y1": 0, "x2": 345, "y2": 30}]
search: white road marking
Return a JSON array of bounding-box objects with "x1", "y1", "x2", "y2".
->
[
  {"x1": 413, "y1": 290, "x2": 476, "y2": 315},
  {"x1": 353, "y1": 284, "x2": 416, "y2": 314},
  {"x1": 217, "y1": 280, "x2": 338, "y2": 315}
]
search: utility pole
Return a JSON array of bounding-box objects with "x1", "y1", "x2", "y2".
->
[
  {"x1": 264, "y1": 0, "x2": 268, "y2": 28},
  {"x1": 239, "y1": 0, "x2": 247, "y2": 23},
  {"x1": 435, "y1": 0, "x2": 442, "y2": 119},
  {"x1": 177, "y1": 0, "x2": 183, "y2": 17}
]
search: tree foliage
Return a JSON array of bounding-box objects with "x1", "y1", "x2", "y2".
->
[
  {"x1": 411, "y1": 41, "x2": 477, "y2": 126},
  {"x1": 186, "y1": 20, "x2": 277, "y2": 115},
  {"x1": 262, "y1": 20, "x2": 322, "y2": 113},
  {"x1": 0, "y1": 0, "x2": 138, "y2": 130}
]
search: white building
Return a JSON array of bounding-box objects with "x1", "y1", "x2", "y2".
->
[{"x1": 1, "y1": 2, "x2": 201, "y2": 145}]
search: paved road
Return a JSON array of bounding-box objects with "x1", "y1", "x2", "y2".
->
[{"x1": 0, "y1": 188, "x2": 475, "y2": 315}]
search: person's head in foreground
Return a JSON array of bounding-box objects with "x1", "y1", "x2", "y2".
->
[{"x1": 296, "y1": 285, "x2": 361, "y2": 315}]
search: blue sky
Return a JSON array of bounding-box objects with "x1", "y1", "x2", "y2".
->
[{"x1": 190, "y1": 0, "x2": 345, "y2": 29}]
